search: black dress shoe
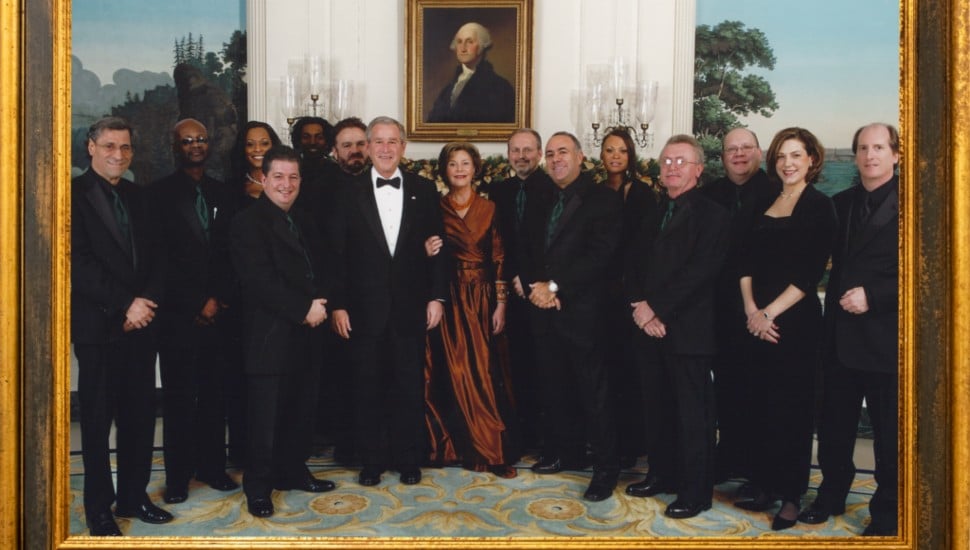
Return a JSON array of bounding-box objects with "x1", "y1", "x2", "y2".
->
[
  {"x1": 246, "y1": 496, "x2": 274, "y2": 518},
  {"x1": 114, "y1": 499, "x2": 174, "y2": 524},
  {"x1": 198, "y1": 472, "x2": 240, "y2": 491},
  {"x1": 163, "y1": 485, "x2": 188, "y2": 504},
  {"x1": 277, "y1": 475, "x2": 336, "y2": 493},
  {"x1": 583, "y1": 469, "x2": 619, "y2": 502},
  {"x1": 399, "y1": 466, "x2": 422, "y2": 485},
  {"x1": 664, "y1": 499, "x2": 712, "y2": 519},
  {"x1": 797, "y1": 499, "x2": 844, "y2": 524},
  {"x1": 531, "y1": 455, "x2": 562, "y2": 474},
  {"x1": 86, "y1": 511, "x2": 122, "y2": 536},
  {"x1": 734, "y1": 490, "x2": 779, "y2": 512},
  {"x1": 734, "y1": 481, "x2": 760, "y2": 500},
  {"x1": 625, "y1": 474, "x2": 674, "y2": 498},
  {"x1": 359, "y1": 467, "x2": 384, "y2": 486}
]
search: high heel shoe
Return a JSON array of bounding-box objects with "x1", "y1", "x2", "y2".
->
[{"x1": 771, "y1": 501, "x2": 800, "y2": 531}]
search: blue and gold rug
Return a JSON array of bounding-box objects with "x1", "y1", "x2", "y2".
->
[{"x1": 68, "y1": 451, "x2": 876, "y2": 538}]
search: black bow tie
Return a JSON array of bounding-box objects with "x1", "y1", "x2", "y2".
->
[{"x1": 377, "y1": 177, "x2": 401, "y2": 189}]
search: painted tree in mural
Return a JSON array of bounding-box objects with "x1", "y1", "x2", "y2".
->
[{"x1": 693, "y1": 20, "x2": 777, "y2": 180}]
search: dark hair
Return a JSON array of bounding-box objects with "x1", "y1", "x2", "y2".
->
[
  {"x1": 600, "y1": 128, "x2": 640, "y2": 182},
  {"x1": 261, "y1": 145, "x2": 301, "y2": 175},
  {"x1": 851, "y1": 123, "x2": 900, "y2": 155},
  {"x1": 229, "y1": 121, "x2": 282, "y2": 184},
  {"x1": 547, "y1": 131, "x2": 583, "y2": 152},
  {"x1": 508, "y1": 128, "x2": 543, "y2": 150},
  {"x1": 87, "y1": 116, "x2": 135, "y2": 147},
  {"x1": 289, "y1": 116, "x2": 333, "y2": 153},
  {"x1": 765, "y1": 127, "x2": 825, "y2": 184},
  {"x1": 333, "y1": 117, "x2": 368, "y2": 141},
  {"x1": 436, "y1": 141, "x2": 483, "y2": 184}
]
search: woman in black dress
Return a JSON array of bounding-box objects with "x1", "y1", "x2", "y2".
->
[
  {"x1": 228, "y1": 121, "x2": 283, "y2": 206},
  {"x1": 733, "y1": 127, "x2": 837, "y2": 530}
]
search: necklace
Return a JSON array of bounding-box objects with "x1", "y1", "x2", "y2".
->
[
  {"x1": 779, "y1": 187, "x2": 803, "y2": 199},
  {"x1": 448, "y1": 191, "x2": 473, "y2": 210},
  {"x1": 245, "y1": 173, "x2": 262, "y2": 186}
]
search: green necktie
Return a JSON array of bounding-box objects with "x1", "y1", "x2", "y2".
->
[
  {"x1": 660, "y1": 200, "x2": 676, "y2": 230},
  {"x1": 109, "y1": 187, "x2": 130, "y2": 243},
  {"x1": 546, "y1": 190, "x2": 565, "y2": 248},
  {"x1": 195, "y1": 185, "x2": 210, "y2": 239},
  {"x1": 286, "y1": 214, "x2": 315, "y2": 281},
  {"x1": 515, "y1": 181, "x2": 527, "y2": 226},
  {"x1": 733, "y1": 186, "x2": 742, "y2": 213}
]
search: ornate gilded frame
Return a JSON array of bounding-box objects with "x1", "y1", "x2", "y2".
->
[
  {"x1": 405, "y1": 0, "x2": 533, "y2": 141},
  {"x1": 0, "y1": 0, "x2": 966, "y2": 548}
]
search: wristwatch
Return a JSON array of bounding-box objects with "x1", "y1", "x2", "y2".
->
[{"x1": 548, "y1": 280, "x2": 559, "y2": 293}]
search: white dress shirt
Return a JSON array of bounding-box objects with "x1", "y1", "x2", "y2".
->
[{"x1": 371, "y1": 167, "x2": 404, "y2": 256}]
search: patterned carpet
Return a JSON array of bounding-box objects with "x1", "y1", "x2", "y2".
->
[{"x1": 68, "y1": 450, "x2": 877, "y2": 538}]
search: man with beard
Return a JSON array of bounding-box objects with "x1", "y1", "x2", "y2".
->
[
  {"x1": 151, "y1": 118, "x2": 240, "y2": 504},
  {"x1": 290, "y1": 116, "x2": 334, "y2": 182},
  {"x1": 330, "y1": 117, "x2": 370, "y2": 180}
]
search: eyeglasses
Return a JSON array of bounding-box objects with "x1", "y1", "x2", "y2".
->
[
  {"x1": 95, "y1": 142, "x2": 133, "y2": 155},
  {"x1": 724, "y1": 144, "x2": 757, "y2": 156},
  {"x1": 661, "y1": 157, "x2": 700, "y2": 167},
  {"x1": 180, "y1": 136, "x2": 209, "y2": 146}
]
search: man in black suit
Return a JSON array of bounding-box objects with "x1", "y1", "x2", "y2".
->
[
  {"x1": 290, "y1": 116, "x2": 334, "y2": 182},
  {"x1": 798, "y1": 123, "x2": 900, "y2": 536},
  {"x1": 427, "y1": 22, "x2": 515, "y2": 123},
  {"x1": 229, "y1": 146, "x2": 336, "y2": 518},
  {"x1": 486, "y1": 128, "x2": 551, "y2": 450},
  {"x1": 328, "y1": 116, "x2": 449, "y2": 486},
  {"x1": 152, "y1": 118, "x2": 240, "y2": 504},
  {"x1": 330, "y1": 116, "x2": 370, "y2": 179},
  {"x1": 700, "y1": 127, "x2": 772, "y2": 484},
  {"x1": 624, "y1": 134, "x2": 729, "y2": 519},
  {"x1": 519, "y1": 131, "x2": 622, "y2": 501},
  {"x1": 71, "y1": 116, "x2": 173, "y2": 535}
]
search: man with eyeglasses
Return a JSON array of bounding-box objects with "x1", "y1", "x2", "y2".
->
[
  {"x1": 150, "y1": 118, "x2": 240, "y2": 505},
  {"x1": 72, "y1": 116, "x2": 173, "y2": 535},
  {"x1": 624, "y1": 134, "x2": 729, "y2": 519},
  {"x1": 700, "y1": 128, "x2": 773, "y2": 489}
]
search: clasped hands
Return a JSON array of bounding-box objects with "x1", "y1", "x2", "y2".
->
[
  {"x1": 630, "y1": 300, "x2": 666, "y2": 338},
  {"x1": 303, "y1": 298, "x2": 329, "y2": 328},
  {"x1": 528, "y1": 282, "x2": 561, "y2": 310},
  {"x1": 122, "y1": 296, "x2": 158, "y2": 332},
  {"x1": 746, "y1": 308, "x2": 780, "y2": 344}
]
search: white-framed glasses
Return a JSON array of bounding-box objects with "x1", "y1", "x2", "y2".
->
[
  {"x1": 724, "y1": 144, "x2": 757, "y2": 156},
  {"x1": 661, "y1": 157, "x2": 700, "y2": 167}
]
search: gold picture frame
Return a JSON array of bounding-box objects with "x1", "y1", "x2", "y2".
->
[
  {"x1": 1, "y1": 0, "x2": 967, "y2": 548},
  {"x1": 405, "y1": 0, "x2": 533, "y2": 141}
]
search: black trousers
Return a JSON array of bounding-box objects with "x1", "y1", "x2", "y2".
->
[
  {"x1": 317, "y1": 327, "x2": 354, "y2": 457},
  {"x1": 158, "y1": 316, "x2": 230, "y2": 486},
  {"x1": 504, "y1": 295, "x2": 539, "y2": 450},
  {"x1": 75, "y1": 329, "x2": 158, "y2": 518},
  {"x1": 349, "y1": 326, "x2": 426, "y2": 468},
  {"x1": 243, "y1": 329, "x2": 321, "y2": 499},
  {"x1": 711, "y1": 314, "x2": 753, "y2": 479},
  {"x1": 533, "y1": 329, "x2": 617, "y2": 470},
  {"x1": 816, "y1": 362, "x2": 898, "y2": 530},
  {"x1": 633, "y1": 334, "x2": 715, "y2": 504},
  {"x1": 602, "y1": 291, "x2": 645, "y2": 460}
]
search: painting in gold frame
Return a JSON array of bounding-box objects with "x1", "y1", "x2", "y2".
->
[
  {"x1": 405, "y1": 0, "x2": 533, "y2": 142},
  {"x1": 2, "y1": 0, "x2": 968, "y2": 548}
]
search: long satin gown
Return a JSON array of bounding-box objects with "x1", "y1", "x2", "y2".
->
[{"x1": 424, "y1": 193, "x2": 518, "y2": 474}]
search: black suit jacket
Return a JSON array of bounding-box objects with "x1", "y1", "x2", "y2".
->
[
  {"x1": 427, "y1": 60, "x2": 515, "y2": 123},
  {"x1": 487, "y1": 170, "x2": 553, "y2": 280},
  {"x1": 625, "y1": 187, "x2": 730, "y2": 356},
  {"x1": 825, "y1": 177, "x2": 899, "y2": 373},
  {"x1": 327, "y1": 170, "x2": 449, "y2": 338},
  {"x1": 229, "y1": 194, "x2": 329, "y2": 375},
  {"x1": 519, "y1": 172, "x2": 622, "y2": 343},
  {"x1": 71, "y1": 169, "x2": 165, "y2": 344},
  {"x1": 150, "y1": 170, "x2": 237, "y2": 333}
]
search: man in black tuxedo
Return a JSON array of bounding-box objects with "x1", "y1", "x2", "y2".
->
[
  {"x1": 151, "y1": 118, "x2": 240, "y2": 504},
  {"x1": 798, "y1": 123, "x2": 900, "y2": 536},
  {"x1": 624, "y1": 134, "x2": 729, "y2": 519},
  {"x1": 328, "y1": 116, "x2": 449, "y2": 486},
  {"x1": 487, "y1": 128, "x2": 551, "y2": 449},
  {"x1": 71, "y1": 116, "x2": 173, "y2": 535},
  {"x1": 427, "y1": 22, "x2": 515, "y2": 123},
  {"x1": 519, "y1": 131, "x2": 622, "y2": 501},
  {"x1": 229, "y1": 146, "x2": 336, "y2": 518},
  {"x1": 700, "y1": 127, "x2": 773, "y2": 484}
]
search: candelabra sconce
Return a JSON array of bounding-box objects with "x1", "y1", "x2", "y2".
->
[
  {"x1": 277, "y1": 56, "x2": 360, "y2": 132},
  {"x1": 583, "y1": 60, "x2": 658, "y2": 151}
]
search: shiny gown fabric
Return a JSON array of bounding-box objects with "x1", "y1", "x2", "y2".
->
[{"x1": 425, "y1": 194, "x2": 517, "y2": 470}]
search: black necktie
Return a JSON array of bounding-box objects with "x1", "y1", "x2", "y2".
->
[
  {"x1": 733, "y1": 186, "x2": 743, "y2": 214},
  {"x1": 857, "y1": 194, "x2": 872, "y2": 227},
  {"x1": 660, "y1": 200, "x2": 676, "y2": 230},
  {"x1": 195, "y1": 185, "x2": 210, "y2": 239},
  {"x1": 515, "y1": 181, "x2": 527, "y2": 225},
  {"x1": 286, "y1": 214, "x2": 315, "y2": 281},
  {"x1": 377, "y1": 177, "x2": 401, "y2": 189},
  {"x1": 546, "y1": 190, "x2": 566, "y2": 248},
  {"x1": 109, "y1": 187, "x2": 130, "y2": 243}
]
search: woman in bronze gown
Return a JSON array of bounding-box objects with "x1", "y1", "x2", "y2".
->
[{"x1": 423, "y1": 142, "x2": 518, "y2": 478}]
